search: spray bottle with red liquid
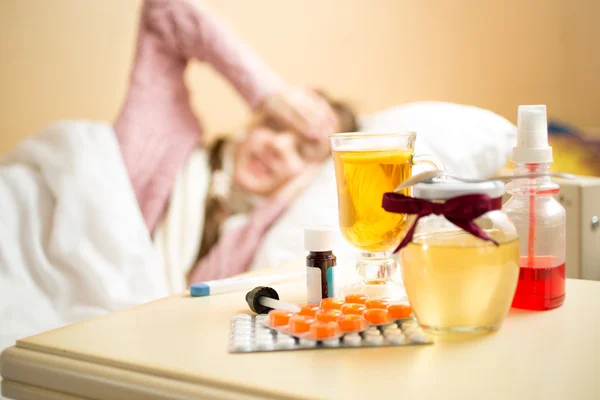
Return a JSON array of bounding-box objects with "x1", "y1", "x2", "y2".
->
[{"x1": 503, "y1": 105, "x2": 566, "y2": 310}]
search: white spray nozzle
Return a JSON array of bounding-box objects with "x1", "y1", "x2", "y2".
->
[{"x1": 512, "y1": 105, "x2": 553, "y2": 163}]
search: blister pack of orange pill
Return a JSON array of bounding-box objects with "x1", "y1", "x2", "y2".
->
[{"x1": 228, "y1": 294, "x2": 433, "y2": 353}]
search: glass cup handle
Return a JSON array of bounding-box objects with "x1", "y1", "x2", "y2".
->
[
  {"x1": 411, "y1": 153, "x2": 446, "y2": 172},
  {"x1": 393, "y1": 153, "x2": 446, "y2": 194}
]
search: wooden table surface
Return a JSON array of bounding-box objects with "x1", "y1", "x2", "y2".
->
[{"x1": 2, "y1": 271, "x2": 600, "y2": 400}]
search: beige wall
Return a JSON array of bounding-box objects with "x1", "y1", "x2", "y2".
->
[
  {"x1": 0, "y1": 0, "x2": 598, "y2": 153},
  {"x1": 563, "y1": 0, "x2": 600, "y2": 133}
]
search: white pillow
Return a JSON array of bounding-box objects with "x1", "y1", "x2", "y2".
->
[
  {"x1": 249, "y1": 102, "x2": 517, "y2": 271},
  {"x1": 249, "y1": 158, "x2": 361, "y2": 271},
  {"x1": 359, "y1": 101, "x2": 517, "y2": 178}
]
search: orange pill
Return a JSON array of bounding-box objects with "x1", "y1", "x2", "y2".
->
[
  {"x1": 388, "y1": 304, "x2": 413, "y2": 319},
  {"x1": 363, "y1": 308, "x2": 391, "y2": 325},
  {"x1": 288, "y1": 315, "x2": 315, "y2": 333},
  {"x1": 320, "y1": 298, "x2": 344, "y2": 310},
  {"x1": 315, "y1": 309, "x2": 342, "y2": 322},
  {"x1": 366, "y1": 299, "x2": 390, "y2": 309},
  {"x1": 268, "y1": 309, "x2": 295, "y2": 327},
  {"x1": 344, "y1": 294, "x2": 368, "y2": 304},
  {"x1": 338, "y1": 314, "x2": 365, "y2": 332},
  {"x1": 341, "y1": 303, "x2": 367, "y2": 315},
  {"x1": 298, "y1": 304, "x2": 319, "y2": 317},
  {"x1": 310, "y1": 321, "x2": 338, "y2": 339}
]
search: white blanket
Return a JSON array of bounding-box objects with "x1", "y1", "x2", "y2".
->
[
  {"x1": 0, "y1": 103, "x2": 517, "y2": 351},
  {"x1": 0, "y1": 121, "x2": 168, "y2": 351}
]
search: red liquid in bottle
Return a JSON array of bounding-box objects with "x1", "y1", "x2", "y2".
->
[{"x1": 512, "y1": 256, "x2": 565, "y2": 310}]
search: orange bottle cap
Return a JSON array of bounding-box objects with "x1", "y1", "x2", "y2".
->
[
  {"x1": 268, "y1": 309, "x2": 295, "y2": 327},
  {"x1": 315, "y1": 309, "x2": 342, "y2": 323},
  {"x1": 310, "y1": 321, "x2": 339, "y2": 339},
  {"x1": 387, "y1": 304, "x2": 413, "y2": 319},
  {"x1": 344, "y1": 294, "x2": 368, "y2": 304},
  {"x1": 298, "y1": 304, "x2": 320, "y2": 317},
  {"x1": 288, "y1": 315, "x2": 315, "y2": 333},
  {"x1": 341, "y1": 303, "x2": 367, "y2": 315},
  {"x1": 363, "y1": 308, "x2": 391, "y2": 325},
  {"x1": 338, "y1": 314, "x2": 365, "y2": 332},
  {"x1": 366, "y1": 299, "x2": 390, "y2": 309},
  {"x1": 320, "y1": 298, "x2": 344, "y2": 310}
]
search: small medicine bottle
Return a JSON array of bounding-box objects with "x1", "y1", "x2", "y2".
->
[{"x1": 305, "y1": 227, "x2": 337, "y2": 304}]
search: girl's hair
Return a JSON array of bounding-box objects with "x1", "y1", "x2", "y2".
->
[{"x1": 317, "y1": 90, "x2": 358, "y2": 133}]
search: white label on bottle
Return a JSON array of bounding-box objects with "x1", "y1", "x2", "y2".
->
[{"x1": 307, "y1": 267, "x2": 322, "y2": 305}]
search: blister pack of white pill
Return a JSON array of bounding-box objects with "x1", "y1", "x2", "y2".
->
[{"x1": 228, "y1": 314, "x2": 433, "y2": 353}]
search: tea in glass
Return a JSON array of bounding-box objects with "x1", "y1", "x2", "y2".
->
[
  {"x1": 329, "y1": 132, "x2": 443, "y2": 300},
  {"x1": 332, "y1": 149, "x2": 413, "y2": 252}
]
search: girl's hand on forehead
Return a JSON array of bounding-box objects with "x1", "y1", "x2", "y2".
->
[{"x1": 262, "y1": 86, "x2": 338, "y2": 141}]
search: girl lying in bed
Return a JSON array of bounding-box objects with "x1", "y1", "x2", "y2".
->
[{"x1": 114, "y1": 0, "x2": 357, "y2": 291}]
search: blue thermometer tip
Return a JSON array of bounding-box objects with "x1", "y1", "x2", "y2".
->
[{"x1": 190, "y1": 283, "x2": 210, "y2": 297}]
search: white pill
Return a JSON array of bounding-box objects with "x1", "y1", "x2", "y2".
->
[
  {"x1": 404, "y1": 328, "x2": 419, "y2": 337},
  {"x1": 256, "y1": 341, "x2": 275, "y2": 351},
  {"x1": 254, "y1": 334, "x2": 274, "y2": 341},
  {"x1": 383, "y1": 328, "x2": 401, "y2": 337},
  {"x1": 232, "y1": 335, "x2": 252, "y2": 342},
  {"x1": 387, "y1": 333, "x2": 406, "y2": 345},
  {"x1": 232, "y1": 339, "x2": 252, "y2": 346},
  {"x1": 277, "y1": 336, "x2": 295, "y2": 344},
  {"x1": 366, "y1": 334, "x2": 384, "y2": 345},
  {"x1": 276, "y1": 341, "x2": 296, "y2": 350},
  {"x1": 232, "y1": 341, "x2": 253, "y2": 352},
  {"x1": 343, "y1": 334, "x2": 363, "y2": 347},
  {"x1": 385, "y1": 328, "x2": 403, "y2": 337},
  {"x1": 383, "y1": 323, "x2": 399, "y2": 331},
  {"x1": 323, "y1": 338, "x2": 340, "y2": 348},
  {"x1": 299, "y1": 338, "x2": 317, "y2": 348},
  {"x1": 344, "y1": 335, "x2": 362, "y2": 347},
  {"x1": 366, "y1": 327, "x2": 380, "y2": 334},
  {"x1": 408, "y1": 332, "x2": 427, "y2": 344},
  {"x1": 365, "y1": 329, "x2": 381, "y2": 337}
]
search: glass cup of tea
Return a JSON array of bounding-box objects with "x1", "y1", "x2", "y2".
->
[{"x1": 329, "y1": 132, "x2": 444, "y2": 300}]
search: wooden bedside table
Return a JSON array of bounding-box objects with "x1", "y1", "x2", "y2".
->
[{"x1": 2, "y1": 272, "x2": 600, "y2": 399}]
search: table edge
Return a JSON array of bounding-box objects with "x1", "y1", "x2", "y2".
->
[
  {"x1": 0, "y1": 346, "x2": 307, "y2": 400},
  {"x1": 2, "y1": 379, "x2": 85, "y2": 400}
]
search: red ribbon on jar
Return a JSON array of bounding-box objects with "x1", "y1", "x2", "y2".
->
[{"x1": 382, "y1": 193, "x2": 503, "y2": 253}]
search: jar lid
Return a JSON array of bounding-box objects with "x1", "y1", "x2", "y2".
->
[{"x1": 413, "y1": 179, "x2": 505, "y2": 200}]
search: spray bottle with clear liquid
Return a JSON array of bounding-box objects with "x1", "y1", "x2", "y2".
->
[{"x1": 503, "y1": 105, "x2": 566, "y2": 310}]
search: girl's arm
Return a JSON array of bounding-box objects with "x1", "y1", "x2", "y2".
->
[
  {"x1": 114, "y1": 0, "x2": 284, "y2": 232},
  {"x1": 144, "y1": 0, "x2": 284, "y2": 109}
]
